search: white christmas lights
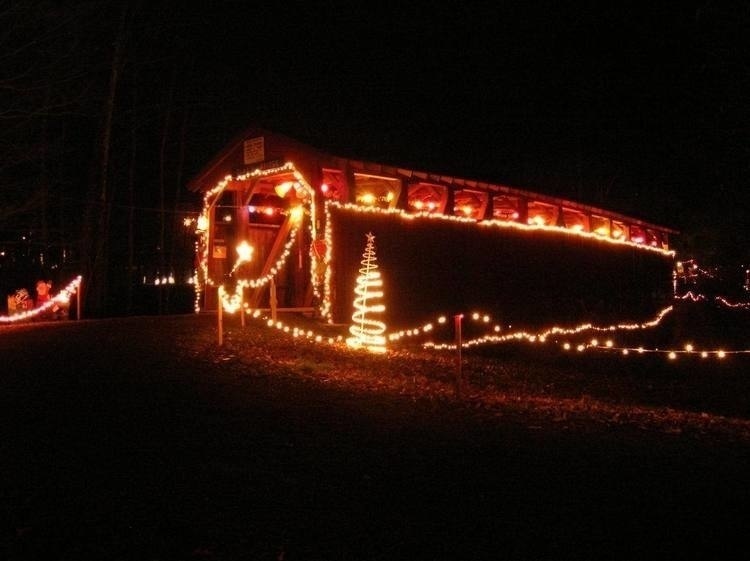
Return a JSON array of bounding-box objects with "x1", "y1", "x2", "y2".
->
[
  {"x1": 194, "y1": 162, "x2": 320, "y2": 312},
  {"x1": 0, "y1": 276, "x2": 82, "y2": 324},
  {"x1": 347, "y1": 232, "x2": 387, "y2": 353}
]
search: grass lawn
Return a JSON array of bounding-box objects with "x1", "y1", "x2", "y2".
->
[{"x1": 1, "y1": 298, "x2": 749, "y2": 560}]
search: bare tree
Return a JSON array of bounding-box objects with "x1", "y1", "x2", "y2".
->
[{"x1": 80, "y1": 3, "x2": 135, "y2": 316}]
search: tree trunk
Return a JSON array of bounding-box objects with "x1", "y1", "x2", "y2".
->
[
  {"x1": 83, "y1": 5, "x2": 131, "y2": 317},
  {"x1": 126, "y1": 68, "x2": 138, "y2": 315},
  {"x1": 157, "y1": 64, "x2": 178, "y2": 314}
]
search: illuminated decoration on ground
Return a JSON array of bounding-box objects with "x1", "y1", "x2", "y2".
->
[
  {"x1": 218, "y1": 284, "x2": 244, "y2": 314},
  {"x1": 0, "y1": 276, "x2": 82, "y2": 324},
  {"x1": 394, "y1": 299, "x2": 749, "y2": 360},
  {"x1": 419, "y1": 306, "x2": 673, "y2": 349},
  {"x1": 347, "y1": 232, "x2": 387, "y2": 353},
  {"x1": 239, "y1": 307, "x2": 346, "y2": 345},
  {"x1": 716, "y1": 297, "x2": 750, "y2": 310},
  {"x1": 678, "y1": 291, "x2": 750, "y2": 310},
  {"x1": 224, "y1": 291, "x2": 750, "y2": 363}
]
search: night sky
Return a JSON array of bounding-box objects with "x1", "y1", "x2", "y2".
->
[
  {"x1": 175, "y1": 2, "x2": 748, "y2": 261},
  {"x1": 2, "y1": 2, "x2": 749, "y2": 275}
]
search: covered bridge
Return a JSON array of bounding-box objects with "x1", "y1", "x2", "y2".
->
[{"x1": 187, "y1": 127, "x2": 676, "y2": 330}]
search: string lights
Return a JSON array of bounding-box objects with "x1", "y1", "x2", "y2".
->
[
  {"x1": 208, "y1": 285, "x2": 750, "y2": 366},
  {"x1": 323, "y1": 201, "x2": 674, "y2": 256},
  {"x1": 194, "y1": 162, "x2": 321, "y2": 314},
  {"x1": 318, "y1": 200, "x2": 674, "y2": 323},
  {"x1": 194, "y1": 161, "x2": 745, "y2": 363},
  {"x1": 346, "y1": 232, "x2": 387, "y2": 353},
  {"x1": 411, "y1": 298, "x2": 749, "y2": 359},
  {"x1": 196, "y1": 169, "x2": 675, "y2": 318},
  {"x1": 0, "y1": 276, "x2": 82, "y2": 324}
]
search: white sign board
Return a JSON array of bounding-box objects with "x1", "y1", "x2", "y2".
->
[{"x1": 243, "y1": 136, "x2": 265, "y2": 165}]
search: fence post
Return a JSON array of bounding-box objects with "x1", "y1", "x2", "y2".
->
[
  {"x1": 454, "y1": 314, "x2": 464, "y2": 398},
  {"x1": 217, "y1": 287, "x2": 223, "y2": 346},
  {"x1": 76, "y1": 278, "x2": 83, "y2": 320},
  {"x1": 270, "y1": 278, "x2": 277, "y2": 322},
  {"x1": 240, "y1": 285, "x2": 245, "y2": 328}
]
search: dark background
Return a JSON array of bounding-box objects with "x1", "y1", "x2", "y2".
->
[{"x1": 1, "y1": 1, "x2": 748, "y2": 315}]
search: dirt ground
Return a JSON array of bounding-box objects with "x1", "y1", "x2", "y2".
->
[{"x1": 1, "y1": 313, "x2": 749, "y2": 560}]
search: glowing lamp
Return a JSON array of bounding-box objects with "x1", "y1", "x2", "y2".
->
[
  {"x1": 275, "y1": 181, "x2": 295, "y2": 197},
  {"x1": 529, "y1": 215, "x2": 546, "y2": 226}
]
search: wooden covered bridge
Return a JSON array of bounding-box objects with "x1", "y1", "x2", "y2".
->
[{"x1": 187, "y1": 127, "x2": 676, "y2": 329}]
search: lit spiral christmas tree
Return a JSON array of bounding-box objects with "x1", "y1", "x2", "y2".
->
[{"x1": 347, "y1": 232, "x2": 387, "y2": 353}]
